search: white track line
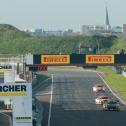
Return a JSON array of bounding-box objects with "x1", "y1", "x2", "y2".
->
[
  {"x1": 35, "y1": 92, "x2": 51, "y2": 96},
  {"x1": 97, "y1": 72, "x2": 126, "y2": 105},
  {"x1": 48, "y1": 74, "x2": 54, "y2": 126}
]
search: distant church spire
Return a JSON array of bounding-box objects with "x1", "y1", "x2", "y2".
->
[
  {"x1": 105, "y1": 6, "x2": 111, "y2": 31},
  {"x1": 105, "y1": 7, "x2": 109, "y2": 26}
]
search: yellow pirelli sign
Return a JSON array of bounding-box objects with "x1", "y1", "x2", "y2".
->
[
  {"x1": 86, "y1": 55, "x2": 114, "y2": 64},
  {"x1": 41, "y1": 55, "x2": 70, "y2": 64}
]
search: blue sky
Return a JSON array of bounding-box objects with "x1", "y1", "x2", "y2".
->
[{"x1": 0, "y1": 0, "x2": 125, "y2": 31}]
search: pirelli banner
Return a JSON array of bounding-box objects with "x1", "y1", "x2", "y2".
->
[
  {"x1": 33, "y1": 54, "x2": 70, "y2": 65},
  {"x1": 86, "y1": 55, "x2": 114, "y2": 64},
  {"x1": 41, "y1": 55, "x2": 70, "y2": 64},
  {"x1": 32, "y1": 54, "x2": 126, "y2": 65}
]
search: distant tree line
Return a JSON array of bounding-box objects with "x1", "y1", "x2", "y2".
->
[{"x1": 0, "y1": 24, "x2": 118, "y2": 54}]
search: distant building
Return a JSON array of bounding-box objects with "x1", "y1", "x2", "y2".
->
[
  {"x1": 34, "y1": 28, "x2": 43, "y2": 36},
  {"x1": 23, "y1": 28, "x2": 43, "y2": 36},
  {"x1": 123, "y1": 24, "x2": 126, "y2": 34},
  {"x1": 43, "y1": 30, "x2": 63, "y2": 36},
  {"x1": 23, "y1": 29, "x2": 35, "y2": 35},
  {"x1": 42, "y1": 29, "x2": 79, "y2": 36},
  {"x1": 23, "y1": 28, "x2": 79, "y2": 36},
  {"x1": 81, "y1": 25, "x2": 105, "y2": 35},
  {"x1": 63, "y1": 29, "x2": 73, "y2": 36},
  {"x1": 81, "y1": 6, "x2": 112, "y2": 35},
  {"x1": 112, "y1": 26, "x2": 122, "y2": 33}
]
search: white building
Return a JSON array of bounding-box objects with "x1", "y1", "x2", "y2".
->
[
  {"x1": 112, "y1": 26, "x2": 122, "y2": 33},
  {"x1": 81, "y1": 25, "x2": 105, "y2": 35}
]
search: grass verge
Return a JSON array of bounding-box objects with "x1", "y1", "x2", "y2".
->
[
  {"x1": 32, "y1": 73, "x2": 50, "y2": 89},
  {"x1": 97, "y1": 66, "x2": 126, "y2": 100},
  {"x1": 48, "y1": 66, "x2": 79, "y2": 69}
]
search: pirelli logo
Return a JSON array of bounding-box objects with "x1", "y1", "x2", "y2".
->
[
  {"x1": 41, "y1": 55, "x2": 70, "y2": 64},
  {"x1": 86, "y1": 55, "x2": 114, "y2": 64}
]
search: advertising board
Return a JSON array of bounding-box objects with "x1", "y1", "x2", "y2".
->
[
  {"x1": 0, "y1": 83, "x2": 32, "y2": 126},
  {"x1": 86, "y1": 55, "x2": 114, "y2": 64},
  {"x1": 41, "y1": 55, "x2": 70, "y2": 64}
]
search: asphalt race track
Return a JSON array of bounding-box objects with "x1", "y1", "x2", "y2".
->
[
  {"x1": 35, "y1": 67, "x2": 126, "y2": 126},
  {"x1": 0, "y1": 112, "x2": 12, "y2": 126}
]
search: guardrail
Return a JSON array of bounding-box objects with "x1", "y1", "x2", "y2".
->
[{"x1": 122, "y1": 71, "x2": 126, "y2": 78}]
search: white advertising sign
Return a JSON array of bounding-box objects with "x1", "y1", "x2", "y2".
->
[{"x1": 0, "y1": 83, "x2": 32, "y2": 126}]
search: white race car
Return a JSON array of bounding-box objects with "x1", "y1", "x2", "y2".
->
[
  {"x1": 95, "y1": 96, "x2": 109, "y2": 105},
  {"x1": 93, "y1": 84, "x2": 106, "y2": 92}
]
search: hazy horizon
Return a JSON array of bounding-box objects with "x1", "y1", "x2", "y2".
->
[{"x1": 0, "y1": 0, "x2": 125, "y2": 31}]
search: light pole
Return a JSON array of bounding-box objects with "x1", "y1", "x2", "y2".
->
[
  {"x1": 79, "y1": 43, "x2": 82, "y2": 54},
  {"x1": 97, "y1": 41, "x2": 100, "y2": 54}
]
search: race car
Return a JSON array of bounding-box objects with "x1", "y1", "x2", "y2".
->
[
  {"x1": 92, "y1": 84, "x2": 106, "y2": 92},
  {"x1": 103, "y1": 100, "x2": 120, "y2": 111},
  {"x1": 95, "y1": 96, "x2": 109, "y2": 105}
]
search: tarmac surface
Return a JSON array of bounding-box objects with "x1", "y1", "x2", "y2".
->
[
  {"x1": 35, "y1": 68, "x2": 126, "y2": 126},
  {"x1": 0, "y1": 112, "x2": 12, "y2": 126}
]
